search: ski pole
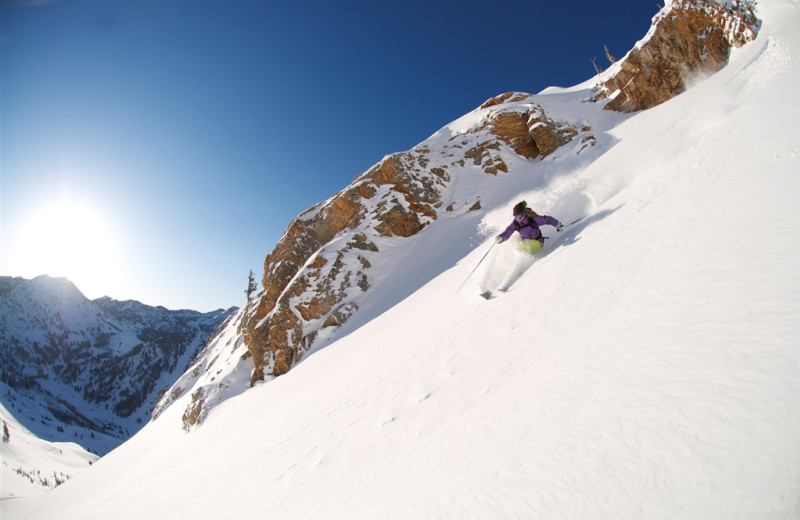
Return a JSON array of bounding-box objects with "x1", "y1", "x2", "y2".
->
[{"x1": 455, "y1": 242, "x2": 495, "y2": 294}]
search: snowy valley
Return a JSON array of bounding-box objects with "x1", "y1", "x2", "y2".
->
[{"x1": 0, "y1": 275, "x2": 235, "y2": 496}]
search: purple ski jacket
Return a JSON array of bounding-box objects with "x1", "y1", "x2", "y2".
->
[{"x1": 498, "y1": 214, "x2": 561, "y2": 244}]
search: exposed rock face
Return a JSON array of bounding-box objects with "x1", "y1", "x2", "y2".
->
[
  {"x1": 238, "y1": 96, "x2": 584, "y2": 385},
  {"x1": 480, "y1": 93, "x2": 580, "y2": 161},
  {"x1": 596, "y1": 0, "x2": 759, "y2": 112},
  {"x1": 240, "y1": 150, "x2": 444, "y2": 383},
  {"x1": 459, "y1": 94, "x2": 583, "y2": 177}
]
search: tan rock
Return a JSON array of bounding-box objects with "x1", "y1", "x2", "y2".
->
[
  {"x1": 487, "y1": 102, "x2": 579, "y2": 159},
  {"x1": 240, "y1": 150, "x2": 444, "y2": 382},
  {"x1": 597, "y1": 0, "x2": 759, "y2": 112}
]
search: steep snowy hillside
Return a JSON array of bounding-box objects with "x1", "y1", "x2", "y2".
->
[
  {"x1": 0, "y1": 275, "x2": 236, "y2": 496},
  {"x1": 3, "y1": 0, "x2": 798, "y2": 517},
  {"x1": 151, "y1": 0, "x2": 762, "y2": 434},
  {"x1": 153, "y1": 94, "x2": 607, "y2": 430}
]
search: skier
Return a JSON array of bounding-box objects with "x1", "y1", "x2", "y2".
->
[{"x1": 495, "y1": 201, "x2": 564, "y2": 254}]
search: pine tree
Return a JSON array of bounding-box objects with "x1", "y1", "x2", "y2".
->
[{"x1": 245, "y1": 270, "x2": 258, "y2": 301}]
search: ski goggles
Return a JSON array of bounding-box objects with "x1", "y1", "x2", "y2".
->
[{"x1": 514, "y1": 212, "x2": 526, "y2": 219}]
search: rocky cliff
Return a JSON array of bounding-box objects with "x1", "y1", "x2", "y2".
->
[{"x1": 595, "y1": 0, "x2": 759, "y2": 112}]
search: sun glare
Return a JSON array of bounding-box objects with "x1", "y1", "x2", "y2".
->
[{"x1": 10, "y1": 199, "x2": 123, "y2": 299}]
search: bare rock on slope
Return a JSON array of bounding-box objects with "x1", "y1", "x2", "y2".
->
[{"x1": 596, "y1": 0, "x2": 759, "y2": 112}]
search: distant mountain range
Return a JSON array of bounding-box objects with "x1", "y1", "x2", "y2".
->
[{"x1": 0, "y1": 275, "x2": 236, "y2": 456}]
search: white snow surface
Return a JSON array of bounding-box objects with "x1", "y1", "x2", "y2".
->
[
  {"x1": 0, "y1": 402, "x2": 98, "y2": 498},
  {"x1": 3, "y1": 1, "x2": 800, "y2": 517}
]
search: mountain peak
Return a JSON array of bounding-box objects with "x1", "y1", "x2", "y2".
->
[
  {"x1": 27, "y1": 274, "x2": 85, "y2": 297},
  {"x1": 0, "y1": 275, "x2": 236, "y2": 459}
]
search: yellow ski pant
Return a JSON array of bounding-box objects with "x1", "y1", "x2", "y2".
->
[{"x1": 517, "y1": 239, "x2": 543, "y2": 255}]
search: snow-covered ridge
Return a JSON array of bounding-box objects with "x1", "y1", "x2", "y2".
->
[{"x1": 0, "y1": 275, "x2": 236, "y2": 496}]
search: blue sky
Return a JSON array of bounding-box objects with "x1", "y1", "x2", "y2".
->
[{"x1": 1, "y1": 0, "x2": 657, "y2": 311}]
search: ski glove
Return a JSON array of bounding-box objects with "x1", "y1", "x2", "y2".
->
[
  {"x1": 556, "y1": 224, "x2": 565, "y2": 232},
  {"x1": 495, "y1": 234, "x2": 503, "y2": 244}
]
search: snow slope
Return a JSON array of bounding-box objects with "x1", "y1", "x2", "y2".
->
[
  {"x1": 1, "y1": 402, "x2": 97, "y2": 498},
  {"x1": 3, "y1": 0, "x2": 799, "y2": 517}
]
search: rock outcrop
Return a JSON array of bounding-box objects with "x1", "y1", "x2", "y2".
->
[
  {"x1": 596, "y1": 0, "x2": 759, "y2": 112},
  {"x1": 239, "y1": 150, "x2": 443, "y2": 383}
]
